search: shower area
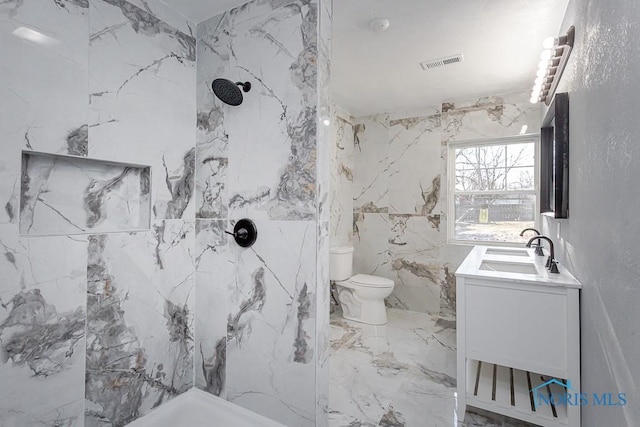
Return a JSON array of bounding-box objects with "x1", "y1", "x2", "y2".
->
[{"x1": 0, "y1": 0, "x2": 331, "y2": 426}]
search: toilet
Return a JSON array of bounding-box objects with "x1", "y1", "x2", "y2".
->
[{"x1": 330, "y1": 246, "x2": 394, "y2": 325}]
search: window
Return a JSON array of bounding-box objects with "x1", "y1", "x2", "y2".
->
[{"x1": 448, "y1": 136, "x2": 538, "y2": 244}]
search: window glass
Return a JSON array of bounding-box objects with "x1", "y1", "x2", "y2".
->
[{"x1": 451, "y1": 139, "x2": 537, "y2": 243}]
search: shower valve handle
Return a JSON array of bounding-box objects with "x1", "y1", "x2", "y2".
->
[{"x1": 225, "y1": 219, "x2": 258, "y2": 248}]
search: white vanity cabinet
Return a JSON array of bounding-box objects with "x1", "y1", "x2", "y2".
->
[{"x1": 456, "y1": 246, "x2": 581, "y2": 427}]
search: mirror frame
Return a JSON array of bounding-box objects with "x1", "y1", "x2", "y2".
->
[{"x1": 540, "y1": 92, "x2": 569, "y2": 218}]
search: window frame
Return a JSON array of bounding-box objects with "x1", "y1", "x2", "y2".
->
[{"x1": 447, "y1": 134, "x2": 541, "y2": 246}]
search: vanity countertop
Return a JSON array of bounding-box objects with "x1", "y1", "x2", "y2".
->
[{"x1": 456, "y1": 245, "x2": 581, "y2": 289}]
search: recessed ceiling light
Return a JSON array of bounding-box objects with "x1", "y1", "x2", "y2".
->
[{"x1": 13, "y1": 26, "x2": 59, "y2": 46}]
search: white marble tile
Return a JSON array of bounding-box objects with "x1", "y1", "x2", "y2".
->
[
  {"x1": 316, "y1": 0, "x2": 332, "y2": 226},
  {"x1": 19, "y1": 152, "x2": 151, "y2": 235},
  {"x1": 328, "y1": 410, "x2": 378, "y2": 427},
  {"x1": 0, "y1": 224, "x2": 87, "y2": 426},
  {"x1": 194, "y1": 219, "x2": 232, "y2": 398},
  {"x1": 316, "y1": 220, "x2": 331, "y2": 426},
  {"x1": 85, "y1": 220, "x2": 195, "y2": 425},
  {"x1": 329, "y1": 346, "x2": 404, "y2": 426},
  {"x1": 225, "y1": 220, "x2": 317, "y2": 426},
  {"x1": 329, "y1": 309, "x2": 534, "y2": 427},
  {"x1": 333, "y1": 109, "x2": 355, "y2": 160},
  {"x1": 224, "y1": 2, "x2": 318, "y2": 221},
  {"x1": 332, "y1": 309, "x2": 456, "y2": 377},
  {"x1": 327, "y1": 310, "x2": 456, "y2": 425},
  {"x1": 389, "y1": 214, "x2": 442, "y2": 258},
  {"x1": 88, "y1": 0, "x2": 196, "y2": 221},
  {"x1": 352, "y1": 115, "x2": 390, "y2": 213},
  {"x1": 438, "y1": 242, "x2": 473, "y2": 313},
  {"x1": 352, "y1": 212, "x2": 392, "y2": 278},
  {"x1": 384, "y1": 372, "x2": 457, "y2": 426},
  {"x1": 388, "y1": 114, "x2": 443, "y2": 215},
  {"x1": 195, "y1": 13, "x2": 230, "y2": 219},
  {"x1": 0, "y1": 0, "x2": 89, "y2": 225},
  {"x1": 127, "y1": 0, "x2": 195, "y2": 36},
  {"x1": 330, "y1": 112, "x2": 355, "y2": 247},
  {"x1": 442, "y1": 92, "x2": 541, "y2": 144},
  {"x1": 388, "y1": 214, "x2": 443, "y2": 314},
  {"x1": 387, "y1": 104, "x2": 441, "y2": 122}
]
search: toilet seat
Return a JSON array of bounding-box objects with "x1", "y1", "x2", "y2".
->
[{"x1": 349, "y1": 274, "x2": 393, "y2": 288}]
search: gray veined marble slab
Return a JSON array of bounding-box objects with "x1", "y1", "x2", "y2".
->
[
  {"x1": 85, "y1": 222, "x2": 195, "y2": 425},
  {"x1": 195, "y1": 219, "x2": 233, "y2": 398},
  {"x1": 224, "y1": 1, "x2": 319, "y2": 221},
  {"x1": 225, "y1": 220, "x2": 317, "y2": 427},
  {"x1": 315, "y1": 220, "x2": 331, "y2": 427},
  {"x1": 387, "y1": 114, "x2": 443, "y2": 216},
  {"x1": 330, "y1": 112, "x2": 355, "y2": 247},
  {"x1": 352, "y1": 114, "x2": 390, "y2": 214},
  {"x1": 19, "y1": 151, "x2": 151, "y2": 236},
  {"x1": 0, "y1": 225, "x2": 88, "y2": 426},
  {"x1": 88, "y1": 0, "x2": 196, "y2": 221}
]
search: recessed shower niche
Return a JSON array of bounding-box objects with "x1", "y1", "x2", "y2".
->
[{"x1": 20, "y1": 151, "x2": 151, "y2": 236}]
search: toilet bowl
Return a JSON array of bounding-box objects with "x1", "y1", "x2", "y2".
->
[{"x1": 330, "y1": 247, "x2": 394, "y2": 325}]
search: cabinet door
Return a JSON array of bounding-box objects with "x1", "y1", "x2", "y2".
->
[{"x1": 465, "y1": 282, "x2": 568, "y2": 377}]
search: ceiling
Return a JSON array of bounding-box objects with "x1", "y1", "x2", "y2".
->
[
  {"x1": 160, "y1": 0, "x2": 569, "y2": 117},
  {"x1": 332, "y1": 0, "x2": 569, "y2": 116}
]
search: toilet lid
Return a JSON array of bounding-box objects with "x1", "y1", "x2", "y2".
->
[{"x1": 350, "y1": 274, "x2": 394, "y2": 288}]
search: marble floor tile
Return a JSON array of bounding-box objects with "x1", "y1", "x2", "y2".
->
[{"x1": 329, "y1": 309, "x2": 537, "y2": 427}]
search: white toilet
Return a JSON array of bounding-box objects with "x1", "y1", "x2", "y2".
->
[{"x1": 330, "y1": 246, "x2": 394, "y2": 325}]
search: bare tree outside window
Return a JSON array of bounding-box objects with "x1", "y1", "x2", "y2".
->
[{"x1": 451, "y1": 140, "x2": 537, "y2": 243}]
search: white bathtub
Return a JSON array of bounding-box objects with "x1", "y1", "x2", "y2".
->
[{"x1": 127, "y1": 389, "x2": 286, "y2": 427}]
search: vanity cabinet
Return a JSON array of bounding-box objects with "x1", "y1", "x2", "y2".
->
[{"x1": 456, "y1": 246, "x2": 581, "y2": 427}]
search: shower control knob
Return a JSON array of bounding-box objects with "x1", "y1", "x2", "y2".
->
[{"x1": 225, "y1": 219, "x2": 258, "y2": 248}]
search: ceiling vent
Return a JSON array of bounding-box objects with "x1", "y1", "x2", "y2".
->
[{"x1": 420, "y1": 54, "x2": 464, "y2": 70}]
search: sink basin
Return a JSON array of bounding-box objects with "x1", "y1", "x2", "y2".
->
[
  {"x1": 484, "y1": 248, "x2": 530, "y2": 257},
  {"x1": 479, "y1": 261, "x2": 538, "y2": 275}
]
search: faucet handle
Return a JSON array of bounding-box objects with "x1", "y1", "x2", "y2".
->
[
  {"x1": 545, "y1": 255, "x2": 552, "y2": 268},
  {"x1": 549, "y1": 260, "x2": 560, "y2": 274}
]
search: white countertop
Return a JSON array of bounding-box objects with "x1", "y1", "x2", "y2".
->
[{"x1": 455, "y1": 245, "x2": 581, "y2": 289}]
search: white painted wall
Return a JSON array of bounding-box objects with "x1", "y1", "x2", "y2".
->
[{"x1": 542, "y1": 0, "x2": 640, "y2": 424}]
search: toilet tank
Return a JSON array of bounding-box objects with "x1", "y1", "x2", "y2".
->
[{"x1": 330, "y1": 246, "x2": 354, "y2": 281}]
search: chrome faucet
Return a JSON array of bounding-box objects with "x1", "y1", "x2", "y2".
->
[
  {"x1": 520, "y1": 228, "x2": 544, "y2": 256},
  {"x1": 526, "y1": 235, "x2": 559, "y2": 273}
]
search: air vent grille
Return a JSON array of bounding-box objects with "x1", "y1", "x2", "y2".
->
[{"x1": 420, "y1": 54, "x2": 464, "y2": 70}]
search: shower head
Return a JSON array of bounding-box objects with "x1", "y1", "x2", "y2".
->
[{"x1": 211, "y1": 79, "x2": 251, "y2": 106}]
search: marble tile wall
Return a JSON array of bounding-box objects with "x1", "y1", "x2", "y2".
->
[
  {"x1": 195, "y1": 1, "x2": 330, "y2": 426},
  {"x1": 2, "y1": 0, "x2": 330, "y2": 424},
  {"x1": 0, "y1": 0, "x2": 197, "y2": 425},
  {"x1": 332, "y1": 92, "x2": 540, "y2": 315}
]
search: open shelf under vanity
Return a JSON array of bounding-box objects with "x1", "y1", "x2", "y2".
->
[{"x1": 466, "y1": 359, "x2": 570, "y2": 426}]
